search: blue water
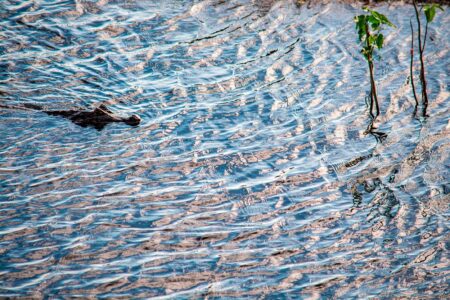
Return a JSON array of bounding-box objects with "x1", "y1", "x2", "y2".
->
[{"x1": 0, "y1": 0, "x2": 449, "y2": 298}]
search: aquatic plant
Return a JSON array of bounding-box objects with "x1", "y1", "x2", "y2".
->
[
  {"x1": 411, "y1": 1, "x2": 444, "y2": 117},
  {"x1": 354, "y1": 8, "x2": 395, "y2": 132}
]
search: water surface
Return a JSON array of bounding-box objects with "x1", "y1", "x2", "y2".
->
[{"x1": 0, "y1": 0, "x2": 449, "y2": 298}]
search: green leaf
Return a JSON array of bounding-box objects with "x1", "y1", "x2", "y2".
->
[
  {"x1": 424, "y1": 5, "x2": 436, "y2": 23},
  {"x1": 354, "y1": 15, "x2": 367, "y2": 41},
  {"x1": 424, "y1": 4, "x2": 444, "y2": 23},
  {"x1": 354, "y1": 15, "x2": 366, "y2": 27},
  {"x1": 376, "y1": 34, "x2": 384, "y2": 49},
  {"x1": 369, "y1": 9, "x2": 396, "y2": 28},
  {"x1": 368, "y1": 35, "x2": 376, "y2": 47},
  {"x1": 368, "y1": 15, "x2": 380, "y2": 31}
]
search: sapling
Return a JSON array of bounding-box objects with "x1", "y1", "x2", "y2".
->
[
  {"x1": 354, "y1": 8, "x2": 395, "y2": 132},
  {"x1": 411, "y1": 1, "x2": 444, "y2": 116}
]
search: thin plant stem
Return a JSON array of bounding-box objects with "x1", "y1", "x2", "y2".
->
[
  {"x1": 410, "y1": 19, "x2": 419, "y2": 115},
  {"x1": 370, "y1": 61, "x2": 380, "y2": 116},
  {"x1": 364, "y1": 22, "x2": 379, "y2": 120},
  {"x1": 422, "y1": 22, "x2": 428, "y2": 53},
  {"x1": 412, "y1": 0, "x2": 429, "y2": 116}
]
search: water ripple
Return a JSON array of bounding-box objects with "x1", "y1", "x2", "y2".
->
[{"x1": 0, "y1": 0, "x2": 449, "y2": 298}]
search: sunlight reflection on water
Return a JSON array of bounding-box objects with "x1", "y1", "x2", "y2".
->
[{"x1": 0, "y1": 0, "x2": 449, "y2": 298}]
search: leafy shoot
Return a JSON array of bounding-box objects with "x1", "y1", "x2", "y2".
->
[{"x1": 354, "y1": 9, "x2": 396, "y2": 61}]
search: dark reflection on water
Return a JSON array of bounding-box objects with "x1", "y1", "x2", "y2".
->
[{"x1": 0, "y1": 0, "x2": 449, "y2": 298}]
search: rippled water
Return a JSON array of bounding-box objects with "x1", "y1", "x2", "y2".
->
[{"x1": 1, "y1": 0, "x2": 449, "y2": 298}]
